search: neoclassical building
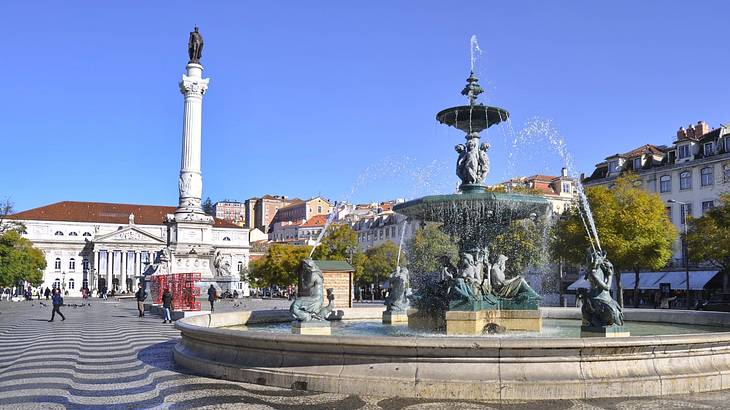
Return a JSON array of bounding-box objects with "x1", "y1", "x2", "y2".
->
[{"x1": 10, "y1": 201, "x2": 249, "y2": 296}]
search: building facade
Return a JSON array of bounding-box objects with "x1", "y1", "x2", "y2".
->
[
  {"x1": 272, "y1": 197, "x2": 332, "y2": 226},
  {"x1": 582, "y1": 121, "x2": 730, "y2": 265},
  {"x1": 243, "y1": 195, "x2": 299, "y2": 233},
  {"x1": 9, "y1": 201, "x2": 250, "y2": 296},
  {"x1": 270, "y1": 214, "x2": 328, "y2": 245},
  {"x1": 496, "y1": 168, "x2": 578, "y2": 215},
  {"x1": 213, "y1": 201, "x2": 245, "y2": 226}
]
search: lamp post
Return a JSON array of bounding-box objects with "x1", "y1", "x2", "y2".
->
[{"x1": 668, "y1": 199, "x2": 691, "y2": 308}]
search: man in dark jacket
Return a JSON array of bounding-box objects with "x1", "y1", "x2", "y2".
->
[
  {"x1": 44, "y1": 287, "x2": 51, "y2": 300},
  {"x1": 48, "y1": 288, "x2": 65, "y2": 322},
  {"x1": 207, "y1": 284, "x2": 217, "y2": 312},
  {"x1": 135, "y1": 284, "x2": 147, "y2": 317},
  {"x1": 162, "y1": 288, "x2": 173, "y2": 323}
]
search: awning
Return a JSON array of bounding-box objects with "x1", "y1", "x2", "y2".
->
[{"x1": 568, "y1": 270, "x2": 719, "y2": 292}]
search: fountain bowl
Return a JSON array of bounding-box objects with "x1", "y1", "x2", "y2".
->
[
  {"x1": 174, "y1": 307, "x2": 730, "y2": 401},
  {"x1": 435, "y1": 104, "x2": 509, "y2": 134}
]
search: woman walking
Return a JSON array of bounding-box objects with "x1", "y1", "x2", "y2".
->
[
  {"x1": 162, "y1": 288, "x2": 173, "y2": 324},
  {"x1": 48, "y1": 288, "x2": 66, "y2": 322}
]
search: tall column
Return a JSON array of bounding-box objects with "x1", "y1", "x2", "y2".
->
[
  {"x1": 174, "y1": 59, "x2": 212, "y2": 224},
  {"x1": 93, "y1": 251, "x2": 100, "y2": 290},
  {"x1": 120, "y1": 251, "x2": 127, "y2": 292},
  {"x1": 105, "y1": 251, "x2": 112, "y2": 291}
]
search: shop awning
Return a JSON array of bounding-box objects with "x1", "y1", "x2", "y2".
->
[{"x1": 568, "y1": 270, "x2": 719, "y2": 291}]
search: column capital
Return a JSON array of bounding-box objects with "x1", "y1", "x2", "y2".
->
[{"x1": 179, "y1": 75, "x2": 209, "y2": 97}]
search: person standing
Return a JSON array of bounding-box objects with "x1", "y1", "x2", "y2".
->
[
  {"x1": 207, "y1": 284, "x2": 217, "y2": 312},
  {"x1": 135, "y1": 284, "x2": 147, "y2": 317},
  {"x1": 48, "y1": 289, "x2": 65, "y2": 322},
  {"x1": 44, "y1": 287, "x2": 51, "y2": 300},
  {"x1": 162, "y1": 288, "x2": 173, "y2": 324}
]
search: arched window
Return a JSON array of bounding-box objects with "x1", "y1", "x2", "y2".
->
[
  {"x1": 223, "y1": 236, "x2": 231, "y2": 241},
  {"x1": 679, "y1": 171, "x2": 692, "y2": 190},
  {"x1": 82, "y1": 232, "x2": 92, "y2": 237},
  {"x1": 701, "y1": 167, "x2": 714, "y2": 186},
  {"x1": 53, "y1": 278, "x2": 61, "y2": 289},
  {"x1": 82, "y1": 279, "x2": 88, "y2": 289},
  {"x1": 237, "y1": 261, "x2": 243, "y2": 272},
  {"x1": 68, "y1": 232, "x2": 78, "y2": 236},
  {"x1": 68, "y1": 278, "x2": 75, "y2": 290},
  {"x1": 659, "y1": 175, "x2": 671, "y2": 193},
  {"x1": 54, "y1": 258, "x2": 61, "y2": 271},
  {"x1": 82, "y1": 258, "x2": 89, "y2": 271},
  {"x1": 54, "y1": 231, "x2": 64, "y2": 236},
  {"x1": 69, "y1": 258, "x2": 76, "y2": 271}
]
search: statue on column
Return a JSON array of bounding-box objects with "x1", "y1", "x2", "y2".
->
[{"x1": 188, "y1": 26, "x2": 204, "y2": 64}]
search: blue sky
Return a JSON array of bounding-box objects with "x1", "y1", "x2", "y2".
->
[{"x1": 3, "y1": 1, "x2": 729, "y2": 212}]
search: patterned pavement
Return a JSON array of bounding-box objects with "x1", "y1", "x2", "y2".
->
[{"x1": 1, "y1": 299, "x2": 730, "y2": 409}]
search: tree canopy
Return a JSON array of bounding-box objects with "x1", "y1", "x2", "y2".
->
[
  {"x1": 0, "y1": 230, "x2": 46, "y2": 287},
  {"x1": 248, "y1": 243, "x2": 310, "y2": 288},
  {"x1": 405, "y1": 223, "x2": 458, "y2": 274},
  {"x1": 491, "y1": 219, "x2": 546, "y2": 278},
  {"x1": 688, "y1": 194, "x2": 730, "y2": 290},
  {"x1": 362, "y1": 242, "x2": 403, "y2": 286},
  {"x1": 202, "y1": 197, "x2": 214, "y2": 215},
  {"x1": 551, "y1": 175, "x2": 677, "y2": 307},
  {"x1": 311, "y1": 223, "x2": 357, "y2": 261}
]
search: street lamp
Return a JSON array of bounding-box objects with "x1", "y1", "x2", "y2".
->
[{"x1": 668, "y1": 199, "x2": 691, "y2": 308}]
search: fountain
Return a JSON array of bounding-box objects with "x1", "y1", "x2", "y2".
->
[{"x1": 393, "y1": 72, "x2": 550, "y2": 335}]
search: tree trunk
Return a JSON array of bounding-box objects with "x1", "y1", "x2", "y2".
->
[
  {"x1": 616, "y1": 269, "x2": 624, "y2": 308},
  {"x1": 634, "y1": 267, "x2": 640, "y2": 308}
]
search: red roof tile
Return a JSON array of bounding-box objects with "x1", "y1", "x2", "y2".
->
[
  {"x1": 9, "y1": 201, "x2": 242, "y2": 229},
  {"x1": 300, "y1": 214, "x2": 328, "y2": 227}
]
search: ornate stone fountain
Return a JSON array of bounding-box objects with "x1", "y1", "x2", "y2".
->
[{"x1": 394, "y1": 72, "x2": 551, "y2": 335}]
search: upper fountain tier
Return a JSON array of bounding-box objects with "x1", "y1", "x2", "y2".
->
[{"x1": 435, "y1": 72, "x2": 509, "y2": 135}]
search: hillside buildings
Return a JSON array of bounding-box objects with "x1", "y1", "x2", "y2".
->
[
  {"x1": 213, "y1": 200, "x2": 245, "y2": 226},
  {"x1": 496, "y1": 168, "x2": 578, "y2": 215}
]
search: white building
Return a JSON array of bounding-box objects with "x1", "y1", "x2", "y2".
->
[
  {"x1": 582, "y1": 121, "x2": 730, "y2": 265},
  {"x1": 496, "y1": 168, "x2": 578, "y2": 215},
  {"x1": 269, "y1": 214, "x2": 327, "y2": 245},
  {"x1": 9, "y1": 201, "x2": 250, "y2": 296}
]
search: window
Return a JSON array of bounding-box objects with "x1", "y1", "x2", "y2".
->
[
  {"x1": 633, "y1": 157, "x2": 642, "y2": 170},
  {"x1": 680, "y1": 203, "x2": 693, "y2": 225},
  {"x1": 69, "y1": 258, "x2": 76, "y2": 271},
  {"x1": 679, "y1": 171, "x2": 692, "y2": 190},
  {"x1": 82, "y1": 279, "x2": 88, "y2": 289},
  {"x1": 222, "y1": 236, "x2": 231, "y2": 241},
  {"x1": 608, "y1": 160, "x2": 619, "y2": 173},
  {"x1": 678, "y1": 145, "x2": 691, "y2": 159},
  {"x1": 659, "y1": 175, "x2": 671, "y2": 193},
  {"x1": 54, "y1": 231, "x2": 64, "y2": 236},
  {"x1": 726, "y1": 138, "x2": 730, "y2": 154},
  {"x1": 82, "y1": 232, "x2": 91, "y2": 237},
  {"x1": 562, "y1": 182, "x2": 571, "y2": 193},
  {"x1": 82, "y1": 258, "x2": 89, "y2": 272},
  {"x1": 702, "y1": 201, "x2": 715, "y2": 214},
  {"x1": 68, "y1": 232, "x2": 78, "y2": 236},
  {"x1": 237, "y1": 261, "x2": 243, "y2": 272},
  {"x1": 68, "y1": 278, "x2": 75, "y2": 290},
  {"x1": 701, "y1": 167, "x2": 714, "y2": 186},
  {"x1": 318, "y1": 206, "x2": 322, "y2": 213},
  {"x1": 53, "y1": 278, "x2": 61, "y2": 289},
  {"x1": 54, "y1": 258, "x2": 61, "y2": 270},
  {"x1": 665, "y1": 206, "x2": 672, "y2": 223},
  {"x1": 704, "y1": 142, "x2": 714, "y2": 156}
]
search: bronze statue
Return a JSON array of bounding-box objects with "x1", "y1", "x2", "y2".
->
[
  {"x1": 384, "y1": 267, "x2": 411, "y2": 313},
  {"x1": 579, "y1": 249, "x2": 624, "y2": 327},
  {"x1": 289, "y1": 259, "x2": 335, "y2": 321},
  {"x1": 188, "y1": 26, "x2": 204, "y2": 64}
]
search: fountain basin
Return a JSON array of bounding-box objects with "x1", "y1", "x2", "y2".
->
[
  {"x1": 174, "y1": 307, "x2": 730, "y2": 401},
  {"x1": 435, "y1": 104, "x2": 509, "y2": 134}
]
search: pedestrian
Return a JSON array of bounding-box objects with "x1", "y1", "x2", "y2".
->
[
  {"x1": 102, "y1": 287, "x2": 108, "y2": 300},
  {"x1": 48, "y1": 288, "x2": 66, "y2": 322},
  {"x1": 135, "y1": 283, "x2": 147, "y2": 317},
  {"x1": 162, "y1": 288, "x2": 173, "y2": 323},
  {"x1": 207, "y1": 284, "x2": 217, "y2": 312},
  {"x1": 44, "y1": 287, "x2": 51, "y2": 300}
]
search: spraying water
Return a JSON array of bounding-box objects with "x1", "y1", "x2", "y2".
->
[
  {"x1": 309, "y1": 203, "x2": 341, "y2": 258},
  {"x1": 469, "y1": 34, "x2": 482, "y2": 73},
  {"x1": 396, "y1": 219, "x2": 409, "y2": 270}
]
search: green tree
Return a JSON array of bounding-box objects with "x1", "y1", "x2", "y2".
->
[
  {"x1": 248, "y1": 244, "x2": 310, "y2": 288},
  {"x1": 687, "y1": 194, "x2": 730, "y2": 292},
  {"x1": 491, "y1": 219, "x2": 545, "y2": 278},
  {"x1": 362, "y1": 242, "x2": 403, "y2": 290},
  {"x1": 0, "y1": 230, "x2": 46, "y2": 287},
  {"x1": 551, "y1": 175, "x2": 677, "y2": 307},
  {"x1": 405, "y1": 223, "x2": 458, "y2": 274},
  {"x1": 311, "y1": 223, "x2": 357, "y2": 261},
  {"x1": 202, "y1": 197, "x2": 214, "y2": 215},
  {"x1": 0, "y1": 198, "x2": 25, "y2": 234}
]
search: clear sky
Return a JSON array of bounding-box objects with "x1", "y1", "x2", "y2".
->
[{"x1": 3, "y1": 1, "x2": 729, "y2": 212}]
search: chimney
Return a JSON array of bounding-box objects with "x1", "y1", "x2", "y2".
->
[
  {"x1": 561, "y1": 167, "x2": 568, "y2": 177},
  {"x1": 686, "y1": 124, "x2": 695, "y2": 140},
  {"x1": 696, "y1": 120, "x2": 710, "y2": 137},
  {"x1": 677, "y1": 126, "x2": 686, "y2": 140}
]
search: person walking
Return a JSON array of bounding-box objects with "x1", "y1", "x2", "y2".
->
[
  {"x1": 44, "y1": 287, "x2": 51, "y2": 300},
  {"x1": 135, "y1": 284, "x2": 147, "y2": 317},
  {"x1": 162, "y1": 288, "x2": 173, "y2": 324},
  {"x1": 207, "y1": 284, "x2": 217, "y2": 312},
  {"x1": 48, "y1": 288, "x2": 65, "y2": 322}
]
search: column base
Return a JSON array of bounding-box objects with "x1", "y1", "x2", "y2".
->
[
  {"x1": 445, "y1": 309, "x2": 542, "y2": 335},
  {"x1": 291, "y1": 320, "x2": 331, "y2": 335},
  {"x1": 382, "y1": 311, "x2": 409, "y2": 324}
]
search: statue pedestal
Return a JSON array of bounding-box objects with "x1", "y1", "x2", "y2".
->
[
  {"x1": 382, "y1": 311, "x2": 408, "y2": 325},
  {"x1": 291, "y1": 320, "x2": 331, "y2": 336},
  {"x1": 445, "y1": 309, "x2": 542, "y2": 335},
  {"x1": 407, "y1": 309, "x2": 445, "y2": 331},
  {"x1": 581, "y1": 325, "x2": 630, "y2": 338}
]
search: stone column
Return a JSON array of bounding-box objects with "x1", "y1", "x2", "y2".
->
[
  {"x1": 105, "y1": 251, "x2": 112, "y2": 291},
  {"x1": 120, "y1": 251, "x2": 127, "y2": 293},
  {"x1": 93, "y1": 251, "x2": 100, "y2": 290},
  {"x1": 174, "y1": 63, "x2": 212, "y2": 224}
]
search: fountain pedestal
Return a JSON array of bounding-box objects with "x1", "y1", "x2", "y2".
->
[
  {"x1": 581, "y1": 325, "x2": 630, "y2": 338},
  {"x1": 382, "y1": 311, "x2": 408, "y2": 325},
  {"x1": 446, "y1": 309, "x2": 542, "y2": 335},
  {"x1": 291, "y1": 320, "x2": 331, "y2": 336}
]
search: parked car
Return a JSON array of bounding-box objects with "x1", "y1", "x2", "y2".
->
[{"x1": 698, "y1": 293, "x2": 730, "y2": 312}]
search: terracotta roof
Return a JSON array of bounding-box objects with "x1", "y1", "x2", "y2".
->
[
  {"x1": 9, "y1": 201, "x2": 242, "y2": 229},
  {"x1": 300, "y1": 214, "x2": 328, "y2": 227},
  {"x1": 605, "y1": 144, "x2": 666, "y2": 160}
]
